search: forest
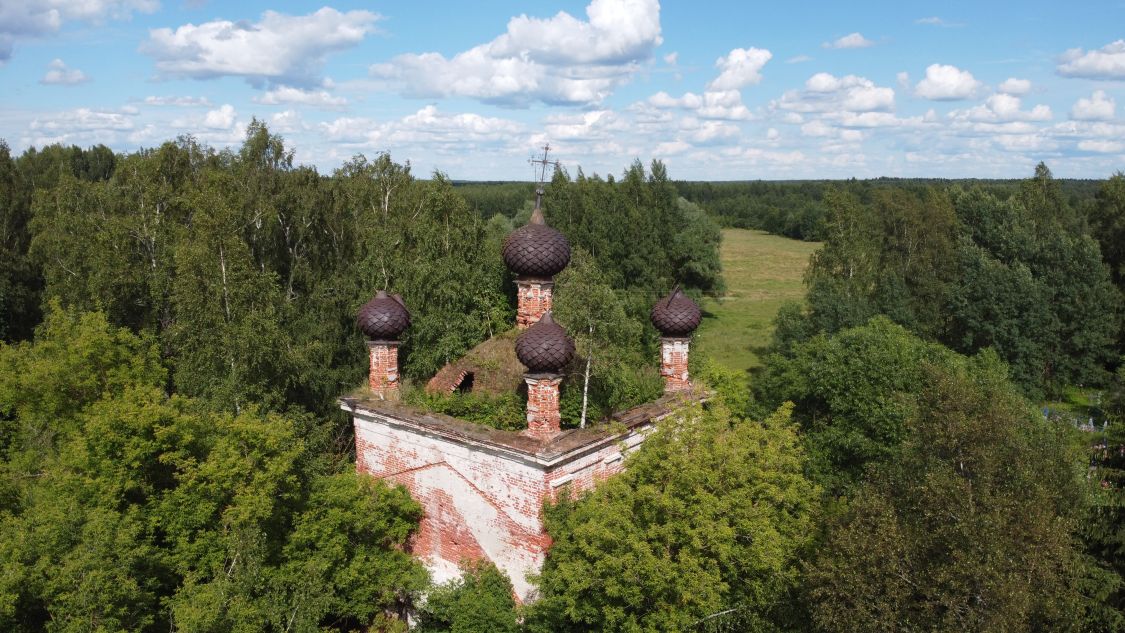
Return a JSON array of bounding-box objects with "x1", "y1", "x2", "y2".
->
[{"x1": 1, "y1": 123, "x2": 1124, "y2": 633}]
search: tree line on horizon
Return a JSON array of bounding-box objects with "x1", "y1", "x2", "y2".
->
[{"x1": 1, "y1": 125, "x2": 1125, "y2": 632}]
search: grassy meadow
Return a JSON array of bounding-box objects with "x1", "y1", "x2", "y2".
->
[{"x1": 694, "y1": 228, "x2": 821, "y2": 375}]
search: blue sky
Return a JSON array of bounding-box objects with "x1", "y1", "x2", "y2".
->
[{"x1": 1, "y1": 0, "x2": 1124, "y2": 180}]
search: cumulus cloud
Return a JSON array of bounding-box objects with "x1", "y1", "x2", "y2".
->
[
  {"x1": 40, "y1": 58, "x2": 87, "y2": 85},
  {"x1": 776, "y1": 73, "x2": 895, "y2": 113},
  {"x1": 253, "y1": 86, "x2": 347, "y2": 109},
  {"x1": 142, "y1": 8, "x2": 380, "y2": 87},
  {"x1": 950, "y1": 94, "x2": 1051, "y2": 123},
  {"x1": 1071, "y1": 90, "x2": 1116, "y2": 121},
  {"x1": 706, "y1": 47, "x2": 772, "y2": 90},
  {"x1": 316, "y1": 106, "x2": 524, "y2": 151},
  {"x1": 647, "y1": 89, "x2": 753, "y2": 120},
  {"x1": 369, "y1": 0, "x2": 662, "y2": 106},
  {"x1": 914, "y1": 63, "x2": 982, "y2": 100},
  {"x1": 25, "y1": 106, "x2": 139, "y2": 145},
  {"x1": 0, "y1": 0, "x2": 157, "y2": 63},
  {"x1": 203, "y1": 104, "x2": 236, "y2": 129},
  {"x1": 1058, "y1": 40, "x2": 1125, "y2": 80},
  {"x1": 663, "y1": 51, "x2": 677, "y2": 65},
  {"x1": 997, "y1": 77, "x2": 1031, "y2": 95},
  {"x1": 823, "y1": 32, "x2": 874, "y2": 49}
]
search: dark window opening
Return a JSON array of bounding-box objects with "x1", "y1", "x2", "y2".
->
[{"x1": 456, "y1": 372, "x2": 475, "y2": 394}]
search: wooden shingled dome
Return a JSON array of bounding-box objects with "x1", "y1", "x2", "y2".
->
[
  {"x1": 650, "y1": 288, "x2": 702, "y2": 337},
  {"x1": 515, "y1": 311, "x2": 575, "y2": 373},
  {"x1": 357, "y1": 290, "x2": 411, "y2": 340},
  {"x1": 502, "y1": 208, "x2": 571, "y2": 278}
]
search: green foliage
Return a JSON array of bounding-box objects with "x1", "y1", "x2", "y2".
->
[
  {"x1": 1084, "y1": 364, "x2": 1125, "y2": 630},
  {"x1": 1090, "y1": 172, "x2": 1125, "y2": 290},
  {"x1": 758, "y1": 317, "x2": 956, "y2": 495},
  {"x1": 554, "y1": 248, "x2": 659, "y2": 423},
  {"x1": 403, "y1": 390, "x2": 526, "y2": 431},
  {"x1": 0, "y1": 306, "x2": 426, "y2": 631},
  {"x1": 783, "y1": 166, "x2": 1120, "y2": 398},
  {"x1": 528, "y1": 401, "x2": 819, "y2": 632},
  {"x1": 415, "y1": 560, "x2": 520, "y2": 633},
  {"x1": 807, "y1": 358, "x2": 1090, "y2": 632}
]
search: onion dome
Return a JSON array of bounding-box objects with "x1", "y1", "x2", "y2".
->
[
  {"x1": 357, "y1": 290, "x2": 411, "y2": 340},
  {"x1": 651, "y1": 288, "x2": 702, "y2": 337},
  {"x1": 502, "y1": 208, "x2": 571, "y2": 277},
  {"x1": 515, "y1": 311, "x2": 575, "y2": 373}
]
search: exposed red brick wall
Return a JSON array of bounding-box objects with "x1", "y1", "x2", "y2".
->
[
  {"x1": 368, "y1": 341, "x2": 400, "y2": 400},
  {"x1": 516, "y1": 278, "x2": 553, "y2": 329},
  {"x1": 524, "y1": 375, "x2": 562, "y2": 439},
  {"x1": 351, "y1": 411, "x2": 657, "y2": 601},
  {"x1": 660, "y1": 337, "x2": 692, "y2": 393}
]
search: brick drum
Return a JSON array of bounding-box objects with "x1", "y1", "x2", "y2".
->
[
  {"x1": 516, "y1": 278, "x2": 553, "y2": 329},
  {"x1": 660, "y1": 337, "x2": 692, "y2": 393},
  {"x1": 368, "y1": 341, "x2": 400, "y2": 399},
  {"x1": 524, "y1": 375, "x2": 562, "y2": 439}
]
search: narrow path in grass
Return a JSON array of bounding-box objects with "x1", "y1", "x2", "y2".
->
[{"x1": 694, "y1": 229, "x2": 822, "y2": 375}]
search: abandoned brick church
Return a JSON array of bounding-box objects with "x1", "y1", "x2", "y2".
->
[{"x1": 340, "y1": 197, "x2": 704, "y2": 601}]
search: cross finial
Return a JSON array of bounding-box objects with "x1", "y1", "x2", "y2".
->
[{"x1": 528, "y1": 143, "x2": 560, "y2": 211}]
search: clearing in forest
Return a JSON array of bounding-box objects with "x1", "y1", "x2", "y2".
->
[{"x1": 694, "y1": 228, "x2": 821, "y2": 374}]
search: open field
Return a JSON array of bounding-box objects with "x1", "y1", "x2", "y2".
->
[{"x1": 694, "y1": 228, "x2": 822, "y2": 375}]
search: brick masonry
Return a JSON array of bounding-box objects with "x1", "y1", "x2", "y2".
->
[
  {"x1": 516, "y1": 278, "x2": 553, "y2": 329},
  {"x1": 524, "y1": 375, "x2": 562, "y2": 440},
  {"x1": 660, "y1": 337, "x2": 692, "y2": 393},
  {"x1": 368, "y1": 341, "x2": 400, "y2": 400},
  {"x1": 352, "y1": 409, "x2": 653, "y2": 601}
]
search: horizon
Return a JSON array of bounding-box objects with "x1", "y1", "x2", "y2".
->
[{"x1": 2, "y1": 0, "x2": 1124, "y2": 180}]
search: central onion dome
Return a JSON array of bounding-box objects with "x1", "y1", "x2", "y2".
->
[
  {"x1": 357, "y1": 290, "x2": 411, "y2": 340},
  {"x1": 515, "y1": 311, "x2": 575, "y2": 373},
  {"x1": 651, "y1": 288, "x2": 702, "y2": 337},
  {"x1": 502, "y1": 208, "x2": 571, "y2": 277}
]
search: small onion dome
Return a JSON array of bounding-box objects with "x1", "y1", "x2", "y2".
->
[
  {"x1": 502, "y1": 207, "x2": 571, "y2": 277},
  {"x1": 651, "y1": 288, "x2": 702, "y2": 337},
  {"x1": 515, "y1": 311, "x2": 575, "y2": 373},
  {"x1": 357, "y1": 290, "x2": 411, "y2": 340}
]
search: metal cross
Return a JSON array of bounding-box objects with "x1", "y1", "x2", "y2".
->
[{"x1": 529, "y1": 143, "x2": 560, "y2": 210}]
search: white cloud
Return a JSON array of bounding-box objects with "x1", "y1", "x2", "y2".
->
[
  {"x1": 30, "y1": 107, "x2": 135, "y2": 133},
  {"x1": 203, "y1": 104, "x2": 236, "y2": 129},
  {"x1": 254, "y1": 86, "x2": 347, "y2": 109},
  {"x1": 706, "y1": 47, "x2": 772, "y2": 90},
  {"x1": 1058, "y1": 40, "x2": 1125, "y2": 80},
  {"x1": 0, "y1": 0, "x2": 157, "y2": 62},
  {"x1": 653, "y1": 140, "x2": 691, "y2": 156},
  {"x1": 997, "y1": 77, "x2": 1031, "y2": 95},
  {"x1": 40, "y1": 58, "x2": 87, "y2": 85},
  {"x1": 369, "y1": 0, "x2": 662, "y2": 106},
  {"x1": 777, "y1": 73, "x2": 895, "y2": 113},
  {"x1": 663, "y1": 51, "x2": 677, "y2": 65},
  {"x1": 1071, "y1": 90, "x2": 1116, "y2": 121},
  {"x1": 143, "y1": 95, "x2": 212, "y2": 106},
  {"x1": 823, "y1": 32, "x2": 874, "y2": 49},
  {"x1": 543, "y1": 109, "x2": 625, "y2": 140},
  {"x1": 269, "y1": 110, "x2": 305, "y2": 133},
  {"x1": 1078, "y1": 140, "x2": 1124, "y2": 153},
  {"x1": 951, "y1": 94, "x2": 1051, "y2": 123},
  {"x1": 787, "y1": 55, "x2": 812, "y2": 64},
  {"x1": 766, "y1": 127, "x2": 779, "y2": 140},
  {"x1": 647, "y1": 89, "x2": 753, "y2": 120},
  {"x1": 914, "y1": 63, "x2": 982, "y2": 100},
  {"x1": 142, "y1": 8, "x2": 380, "y2": 86}
]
